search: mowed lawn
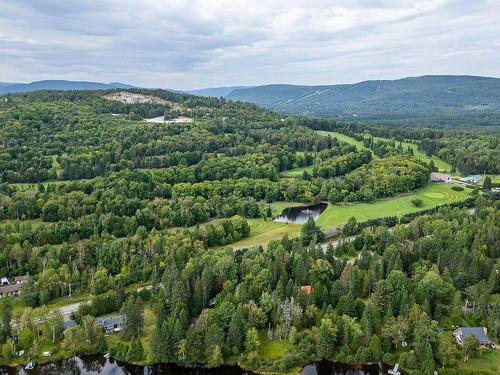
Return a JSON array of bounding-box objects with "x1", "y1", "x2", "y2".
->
[
  {"x1": 281, "y1": 165, "x2": 313, "y2": 178},
  {"x1": 228, "y1": 218, "x2": 301, "y2": 249},
  {"x1": 316, "y1": 183, "x2": 471, "y2": 229},
  {"x1": 316, "y1": 130, "x2": 371, "y2": 152}
]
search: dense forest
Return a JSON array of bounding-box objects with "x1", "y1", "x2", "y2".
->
[{"x1": 0, "y1": 89, "x2": 498, "y2": 374}]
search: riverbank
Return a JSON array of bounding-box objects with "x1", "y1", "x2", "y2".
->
[{"x1": 0, "y1": 355, "x2": 405, "y2": 375}]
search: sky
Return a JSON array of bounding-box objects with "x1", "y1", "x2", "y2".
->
[{"x1": 0, "y1": 0, "x2": 499, "y2": 90}]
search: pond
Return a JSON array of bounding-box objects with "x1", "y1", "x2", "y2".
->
[
  {"x1": 0, "y1": 357, "x2": 403, "y2": 375},
  {"x1": 274, "y1": 202, "x2": 328, "y2": 224}
]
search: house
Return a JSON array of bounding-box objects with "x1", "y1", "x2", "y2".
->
[
  {"x1": 299, "y1": 285, "x2": 312, "y2": 295},
  {"x1": 14, "y1": 275, "x2": 29, "y2": 284},
  {"x1": 96, "y1": 315, "x2": 123, "y2": 334},
  {"x1": 0, "y1": 284, "x2": 21, "y2": 298},
  {"x1": 459, "y1": 175, "x2": 482, "y2": 184},
  {"x1": 63, "y1": 320, "x2": 77, "y2": 331},
  {"x1": 453, "y1": 327, "x2": 492, "y2": 347},
  {"x1": 430, "y1": 172, "x2": 451, "y2": 183}
]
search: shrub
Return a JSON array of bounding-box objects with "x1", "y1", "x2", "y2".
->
[
  {"x1": 411, "y1": 198, "x2": 424, "y2": 207},
  {"x1": 451, "y1": 186, "x2": 464, "y2": 191}
]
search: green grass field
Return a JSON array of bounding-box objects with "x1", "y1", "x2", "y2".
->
[
  {"x1": 316, "y1": 130, "x2": 371, "y2": 152},
  {"x1": 316, "y1": 183, "x2": 471, "y2": 229},
  {"x1": 281, "y1": 165, "x2": 313, "y2": 178},
  {"x1": 228, "y1": 218, "x2": 301, "y2": 249}
]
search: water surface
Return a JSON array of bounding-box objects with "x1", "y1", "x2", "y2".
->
[{"x1": 274, "y1": 202, "x2": 328, "y2": 224}]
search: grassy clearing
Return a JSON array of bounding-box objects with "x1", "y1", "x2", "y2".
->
[
  {"x1": 257, "y1": 330, "x2": 291, "y2": 359},
  {"x1": 316, "y1": 183, "x2": 471, "y2": 229},
  {"x1": 229, "y1": 218, "x2": 301, "y2": 249},
  {"x1": 456, "y1": 347, "x2": 499, "y2": 374},
  {"x1": 316, "y1": 130, "x2": 371, "y2": 152},
  {"x1": 281, "y1": 165, "x2": 313, "y2": 178}
]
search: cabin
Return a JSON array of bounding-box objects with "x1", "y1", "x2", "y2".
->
[
  {"x1": 96, "y1": 315, "x2": 123, "y2": 334},
  {"x1": 14, "y1": 275, "x2": 29, "y2": 284},
  {"x1": 453, "y1": 327, "x2": 493, "y2": 347},
  {"x1": 459, "y1": 175, "x2": 482, "y2": 184},
  {"x1": 430, "y1": 172, "x2": 451, "y2": 183},
  {"x1": 0, "y1": 275, "x2": 29, "y2": 298},
  {"x1": 0, "y1": 284, "x2": 22, "y2": 298}
]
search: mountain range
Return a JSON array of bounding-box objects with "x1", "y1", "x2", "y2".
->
[
  {"x1": 0, "y1": 80, "x2": 134, "y2": 94},
  {"x1": 1, "y1": 76, "x2": 499, "y2": 126},
  {"x1": 224, "y1": 75, "x2": 500, "y2": 125}
]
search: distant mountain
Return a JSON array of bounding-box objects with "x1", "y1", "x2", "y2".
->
[
  {"x1": 227, "y1": 75, "x2": 500, "y2": 126},
  {"x1": 186, "y1": 86, "x2": 251, "y2": 97},
  {"x1": 0, "y1": 80, "x2": 135, "y2": 94}
]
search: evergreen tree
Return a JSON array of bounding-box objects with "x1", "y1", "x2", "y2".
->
[
  {"x1": 244, "y1": 327, "x2": 260, "y2": 352},
  {"x1": 227, "y1": 311, "x2": 245, "y2": 352},
  {"x1": 316, "y1": 320, "x2": 337, "y2": 359},
  {"x1": 127, "y1": 336, "x2": 145, "y2": 362}
]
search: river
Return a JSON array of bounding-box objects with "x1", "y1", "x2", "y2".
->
[{"x1": 0, "y1": 356, "x2": 402, "y2": 375}]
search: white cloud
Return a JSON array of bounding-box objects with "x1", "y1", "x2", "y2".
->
[{"x1": 0, "y1": 0, "x2": 498, "y2": 89}]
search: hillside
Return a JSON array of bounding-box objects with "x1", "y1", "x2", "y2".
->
[
  {"x1": 186, "y1": 85, "x2": 250, "y2": 97},
  {"x1": 0, "y1": 80, "x2": 134, "y2": 94},
  {"x1": 226, "y1": 75, "x2": 500, "y2": 126}
]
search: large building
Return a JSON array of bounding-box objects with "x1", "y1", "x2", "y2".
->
[
  {"x1": 430, "y1": 172, "x2": 451, "y2": 183},
  {"x1": 459, "y1": 175, "x2": 482, "y2": 184}
]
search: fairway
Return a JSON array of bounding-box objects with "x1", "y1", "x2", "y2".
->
[
  {"x1": 371, "y1": 135, "x2": 453, "y2": 172},
  {"x1": 228, "y1": 218, "x2": 301, "y2": 249},
  {"x1": 316, "y1": 183, "x2": 471, "y2": 229},
  {"x1": 316, "y1": 130, "x2": 371, "y2": 152}
]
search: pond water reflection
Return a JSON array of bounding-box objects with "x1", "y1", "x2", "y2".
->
[{"x1": 274, "y1": 202, "x2": 328, "y2": 224}]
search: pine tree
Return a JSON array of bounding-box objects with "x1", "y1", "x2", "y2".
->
[
  {"x1": 227, "y1": 311, "x2": 245, "y2": 352},
  {"x1": 368, "y1": 334, "x2": 381, "y2": 361},
  {"x1": 316, "y1": 320, "x2": 336, "y2": 359},
  {"x1": 127, "y1": 336, "x2": 144, "y2": 362}
]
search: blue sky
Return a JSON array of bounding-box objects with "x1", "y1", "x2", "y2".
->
[{"x1": 0, "y1": 0, "x2": 498, "y2": 90}]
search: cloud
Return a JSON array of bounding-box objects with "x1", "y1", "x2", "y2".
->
[{"x1": 0, "y1": 0, "x2": 498, "y2": 89}]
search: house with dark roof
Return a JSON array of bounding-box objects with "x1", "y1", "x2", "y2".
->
[
  {"x1": 453, "y1": 327, "x2": 492, "y2": 347},
  {"x1": 96, "y1": 315, "x2": 123, "y2": 333}
]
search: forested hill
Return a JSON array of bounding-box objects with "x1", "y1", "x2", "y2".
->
[
  {"x1": 226, "y1": 75, "x2": 500, "y2": 127},
  {"x1": 0, "y1": 80, "x2": 135, "y2": 94}
]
